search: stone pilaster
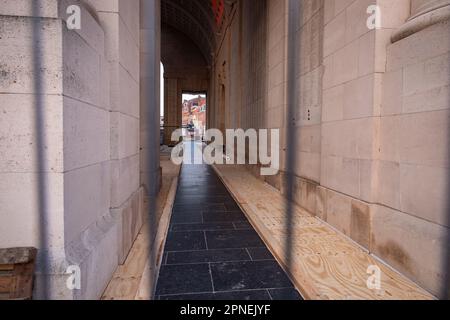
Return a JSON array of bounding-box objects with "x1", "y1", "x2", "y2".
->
[{"x1": 392, "y1": 0, "x2": 450, "y2": 42}]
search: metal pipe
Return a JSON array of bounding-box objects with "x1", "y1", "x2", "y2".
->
[
  {"x1": 32, "y1": 0, "x2": 49, "y2": 300},
  {"x1": 284, "y1": 0, "x2": 301, "y2": 275}
]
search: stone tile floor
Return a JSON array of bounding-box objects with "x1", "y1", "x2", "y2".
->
[{"x1": 155, "y1": 163, "x2": 302, "y2": 300}]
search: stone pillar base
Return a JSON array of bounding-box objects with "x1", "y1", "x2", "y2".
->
[{"x1": 111, "y1": 187, "x2": 146, "y2": 265}]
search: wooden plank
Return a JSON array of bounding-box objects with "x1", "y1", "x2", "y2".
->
[
  {"x1": 0, "y1": 293, "x2": 10, "y2": 300},
  {"x1": 0, "y1": 276, "x2": 13, "y2": 296},
  {"x1": 213, "y1": 164, "x2": 434, "y2": 300},
  {"x1": 135, "y1": 177, "x2": 179, "y2": 300},
  {"x1": 102, "y1": 158, "x2": 180, "y2": 300},
  {"x1": 101, "y1": 230, "x2": 150, "y2": 300},
  {"x1": 0, "y1": 248, "x2": 36, "y2": 300},
  {"x1": 0, "y1": 248, "x2": 37, "y2": 265},
  {"x1": 0, "y1": 265, "x2": 14, "y2": 272},
  {"x1": 10, "y1": 263, "x2": 34, "y2": 300}
]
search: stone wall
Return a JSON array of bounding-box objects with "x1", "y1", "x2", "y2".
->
[
  {"x1": 210, "y1": 0, "x2": 449, "y2": 297},
  {"x1": 87, "y1": 0, "x2": 144, "y2": 266},
  {"x1": 375, "y1": 14, "x2": 449, "y2": 297},
  {"x1": 318, "y1": 0, "x2": 408, "y2": 248},
  {"x1": 0, "y1": 0, "x2": 153, "y2": 299},
  {"x1": 0, "y1": 0, "x2": 117, "y2": 299},
  {"x1": 211, "y1": 0, "x2": 284, "y2": 165},
  {"x1": 318, "y1": 0, "x2": 449, "y2": 297}
]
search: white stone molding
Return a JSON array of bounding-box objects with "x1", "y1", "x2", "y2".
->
[{"x1": 392, "y1": 0, "x2": 450, "y2": 42}]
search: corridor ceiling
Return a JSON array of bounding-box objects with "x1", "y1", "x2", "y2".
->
[{"x1": 161, "y1": 0, "x2": 233, "y2": 64}]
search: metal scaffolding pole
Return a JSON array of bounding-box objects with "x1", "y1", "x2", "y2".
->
[
  {"x1": 142, "y1": 0, "x2": 161, "y2": 299},
  {"x1": 284, "y1": 0, "x2": 301, "y2": 277},
  {"x1": 33, "y1": 0, "x2": 49, "y2": 300}
]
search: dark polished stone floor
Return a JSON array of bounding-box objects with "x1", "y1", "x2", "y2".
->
[{"x1": 155, "y1": 163, "x2": 302, "y2": 300}]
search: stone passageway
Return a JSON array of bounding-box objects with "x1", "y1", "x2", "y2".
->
[
  {"x1": 155, "y1": 155, "x2": 302, "y2": 300},
  {"x1": 0, "y1": 0, "x2": 446, "y2": 301}
]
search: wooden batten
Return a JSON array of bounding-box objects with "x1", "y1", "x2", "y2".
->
[{"x1": 0, "y1": 247, "x2": 37, "y2": 300}]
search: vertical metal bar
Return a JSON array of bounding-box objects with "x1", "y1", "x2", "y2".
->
[
  {"x1": 284, "y1": 0, "x2": 301, "y2": 274},
  {"x1": 143, "y1": 0, "x2": 160, "y2": 299},
  {"x1": 443, "y1": 27, "x2": 450, "y2": 300},
  {"x1": 32, "y1": 0, "x2": 49, "y2": 300}
]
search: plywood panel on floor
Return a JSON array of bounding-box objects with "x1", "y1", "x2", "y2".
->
[
  {"x1": 102, "y1": 158, "x2": 180, "y2": 300},
  {"x1": 213, "y1": 165, "x2": 434, "y2": 300}
]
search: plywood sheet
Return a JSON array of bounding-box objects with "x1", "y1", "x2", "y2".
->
[
  {"x1": 102, "y1": 159, "x2": 180, "y2": 300},
  {"x1": 213, "y1": 165, "x2": 434, "y2": 300}
]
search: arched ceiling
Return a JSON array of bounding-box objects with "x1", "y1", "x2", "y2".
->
[{"x1": 161, "y1": 0, "x2": 234, "y2": 64}]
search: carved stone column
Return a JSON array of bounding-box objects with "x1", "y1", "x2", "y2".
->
[
  {"x1": 411, "y1": 0, "x2": 448, "y2": 16},
  {"x1": 140, "y1": 0, "x2": 161, "y2": 195},
  {"x1": 392, "y1": 0, "x2": 450, "y2": 42}
]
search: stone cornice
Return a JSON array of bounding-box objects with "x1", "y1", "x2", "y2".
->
[{"x1": 391, "y1": 0, "x2": 450, "y2": 43}]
